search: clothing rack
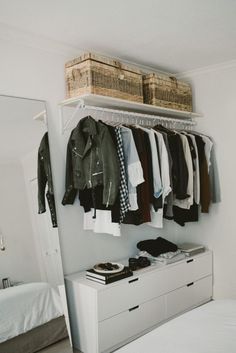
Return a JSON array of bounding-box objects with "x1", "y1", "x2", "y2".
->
[{"x1": 59, "y1": 95, "x2": 197, "y2": 134}]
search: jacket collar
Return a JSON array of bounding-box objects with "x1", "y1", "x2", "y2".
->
[{"x1": 73, "y1": 116, "x2": 97, "y2": 159}]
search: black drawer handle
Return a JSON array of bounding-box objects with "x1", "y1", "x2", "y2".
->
[
  {"x1": 187, "y1": 282, "x2": 194, "y2": 287},
  {"x1": 129, "y1": 305, "x2": 139, "y2": 312},
  {"x1": 129, "y1": 278, "x2": 139, "y2": 284},
  {"x1": 187, "y1": 259, "x2": 194, "y2": 263}
]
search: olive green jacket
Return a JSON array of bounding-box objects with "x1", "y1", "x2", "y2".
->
[{"x1": 62, "y1": 116, "x2": 120, "y2": 207}]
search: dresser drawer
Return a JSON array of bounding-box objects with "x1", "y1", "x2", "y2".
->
[
  {"x1": 164, "y1": 252, "x2": 212, "y2": 293},
  {"x1": 97, "y1": 253, "x2": 212, "y2": 321},
  {"x1": 165, "y1": 275, "x2": 212, "y2": 318},
  {"x1": 98, "y1": 295, "x2": 165, "y2": 352},
  {"x1": 66, "y1": 251, "x2": 213, "y2": 353},
  {"x1": 97, "y1": 271, "x2": 167, "y2": 321},
  {"x1": 185, "y1": 252, "x2": 212, "y2": 282}
]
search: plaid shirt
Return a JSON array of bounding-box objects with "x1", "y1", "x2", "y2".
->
[{"x1": 115, "y1": 127, "x2": 130, "y2": 222}]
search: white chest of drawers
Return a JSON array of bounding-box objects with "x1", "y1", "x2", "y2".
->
[{"x1": 65, "y1": 251, "x2": 212, "y2": 353}]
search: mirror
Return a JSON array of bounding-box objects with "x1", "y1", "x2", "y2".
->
[{"x1": 0, "y1": 95, "x2": 73, "y2": 353}]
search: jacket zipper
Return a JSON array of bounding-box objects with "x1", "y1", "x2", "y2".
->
[
  {"x1": 92, "y1": 171, "x2": 103, "y2": 176},
  {"x1": 106, "y1": 181, "x2": 112, "y2": 207},
  {"x1": 72, "y1": 148, "x2": 83, "y2": 158},
  {"x1": 89, "y1": 151, "x2": 93, "y2": 188}
]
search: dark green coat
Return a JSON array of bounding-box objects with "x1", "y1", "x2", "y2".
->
[{"x1": 62, "y1": 116, "x2": 120, "y2": 207}]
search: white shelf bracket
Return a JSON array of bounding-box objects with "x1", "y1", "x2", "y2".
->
[
  {"x1": 60, "y1": 98, "x2": 85, "y2": 134},
  {"x1": 33, "y1": 110, "x2": 47, "y2": 125}
]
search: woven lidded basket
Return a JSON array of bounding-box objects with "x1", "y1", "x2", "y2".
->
[
  {"x1": 65, "y1": 53, "x2": 143, "y2": 103},
  {"x1": 143, "y1": 73, "x2": 192, "y2": 111}
]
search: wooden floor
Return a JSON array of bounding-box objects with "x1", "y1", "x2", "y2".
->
[{"x1": 38, "y1": 339, "x2": 81, "y2": 353}]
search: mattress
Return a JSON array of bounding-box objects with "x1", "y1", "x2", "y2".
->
[
  {"x1": 115, "y1": 300, "x2": 236, "y2": 353},
  {"x1": 0, "y1": 282, "x2": 63, "y2": 343}
]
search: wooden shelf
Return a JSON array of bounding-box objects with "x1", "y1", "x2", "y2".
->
[{"x1": 59, "y1": 94, "x2": 202, "y2": 119}]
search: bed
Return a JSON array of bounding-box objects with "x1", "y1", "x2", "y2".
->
[
  {"x1": 0, "y1": 282, "x2": 68, "y2": 353},
  {"x1": 115, "y1": 300, "x2": 236, "y2": 353}
]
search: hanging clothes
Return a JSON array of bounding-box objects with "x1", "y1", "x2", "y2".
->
[
  {"x1": 208, "y1": 138, "x2": 221, "y2": 203},
  {"x1": 152, "y1": 129, "x2": 171, "y2": 200},
  {"x1": 62, "y1": 114, "x2": 221, "y2": 234},
  {"x1": 37, "y1": 132, "x2": 57, "y2": 228},
  {"x1": 83, "y1": 208, "x2": 121, "y2": 237},
  {"x1": 61, "y1": 116, "x2": 121, "y2": 237},
  {"x1": 172, "y1": 132, "x2": 197, "y2": 226},
  {"x1": 173, "y1": 133, "x2": 193, "y2": 210},
  {"x1": 154, "y1": 125, "x2": 189, "y2": 200},
  {"x1": 187, "y1": 133, "x2": 200, "y2": 204},
  {"x1": 120, "y1": 125, "x2": 144, "y2": 210},
  {"x1": 171, "y1": 131, "x2": 200, "y2": 226},
  {"x1": 201, "y1": 135, "x2": 213, "y2": 172},
  {"x1": 148, "y1": 129, "x2": 172, "y2": 229},
  {"x1": 138, "y1": 126, "x2": 162, "y2": 198},
  {"x1": 192, "y1": 133, "x2": 211, "y2": 213},
  {"x1": 122, "y1": 126, "x2": 152, "y2": 225},
  {"x1": 153, "y1": 126, "x2": 174, "y2": 219},
  {"x1": 114, "y1": 126, "x2": 130, "y2": 222},
  {"x1": 62, "y1": 116, "x2": 120, "y2": 207}
]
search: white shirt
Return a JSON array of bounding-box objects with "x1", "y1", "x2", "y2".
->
[
  {"x1": 173, "y1": 134, "x2": 193, "y2": 209},
  {"x1": 201, "y1": 135, "x2": 213, "y2": 172},
  {"x1": 121, "y1": 126, "x2": 144, "y2": 210},
  {"x1": 148, "y1": 207, "x2": 164, "y2": 228},
  {"x1": 84, "y1": 210, "x2": 121, "y2": 237},
  {"x1": 188, "y1": 133, "x2": 200, "y2": 204},
  {"x1": 147, "y1": 130, "x2": 171, "y2": 229},
  {"x1": 152, "y1": 129, "x2": 172, "y2": 200}
]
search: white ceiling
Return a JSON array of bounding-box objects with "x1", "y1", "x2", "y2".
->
[
  {"x1": 0, "y1": 96, "x2": 46, "y2": 163},
  {"x1": 0, "y1": 0, "x2": 236, "y2": 73}
]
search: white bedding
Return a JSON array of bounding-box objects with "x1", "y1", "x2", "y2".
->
[
  {"x1": 115, "y1": 300, "x2": 236, "y2": 353},
  {"x1": 0, "y1": 282, "x2": 63, "y2": 343}
]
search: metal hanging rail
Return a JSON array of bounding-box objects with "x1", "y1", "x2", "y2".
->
[{"x1": 59, "y1": 95, "x2": 197, "y2": 134}]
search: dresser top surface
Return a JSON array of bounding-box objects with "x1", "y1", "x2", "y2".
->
[{"x1": 65, "y1": 250, "x2": 212, "y2": 291}]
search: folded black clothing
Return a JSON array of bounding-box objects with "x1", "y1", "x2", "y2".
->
[{"x1": 137, "y1": 237, "x2": 178, "y2": 257}]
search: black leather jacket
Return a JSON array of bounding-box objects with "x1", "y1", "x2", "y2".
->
[
  {"x1": 62, "y1": 116, "x2": 120, "y2": 207},
  {"x1": 37, "y1": 132, "x2": 57, "y2": 227}
]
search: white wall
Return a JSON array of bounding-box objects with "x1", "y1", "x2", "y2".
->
[
  {"x1": 172, "y1": 63, "x2": 236, "y2": 299},
  {"x1": 0, "y1": 36, "x2": 177, "y2": 276},
  {"x1": 0, "y1": 33, "x2": 75, "y2": 278},
  {"x1": 0, "y1": 162, "x2": 41, "y2": 286},
  {"x1": 0, "y1": 32, "x2": 235, "y2": 299}
]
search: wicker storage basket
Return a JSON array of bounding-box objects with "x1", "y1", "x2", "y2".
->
[
  {"x1": 143, "y1": 73, "x2": 192, "y2": 111},
  {"x1": 65, "y1": 53, "x2": 143, "y2": 103}
]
